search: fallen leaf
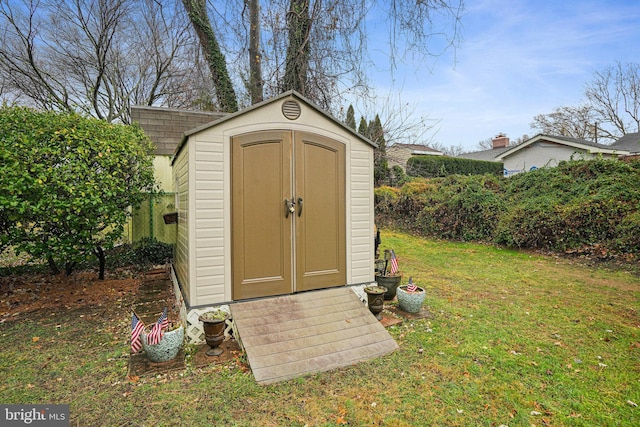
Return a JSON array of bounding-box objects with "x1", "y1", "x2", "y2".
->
[
  {"x1": 627, "y1": 400, "x2": 638, "y2": 407},
  {"x1": 531, "y1": 411, "x2": 542, "y2": 416},
  {"x1": 32, "y1": 336, "x2": 40, "y2": 342}
]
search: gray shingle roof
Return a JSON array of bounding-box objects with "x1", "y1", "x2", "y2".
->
[
  {"x1": 458, "y1": 147, "x2": 509, "y2": 161},
  {"x1": 611, "y1": 132, "x2": 640, "y2": 152}
]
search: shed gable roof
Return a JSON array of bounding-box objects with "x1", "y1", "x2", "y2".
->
[{"x1": 173, "y1": 91, "x2": 376, "y2": 161}]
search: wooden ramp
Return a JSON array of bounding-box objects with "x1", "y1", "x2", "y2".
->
[{"x1": 230, "y1": 287, "x2": 398, "y2": 384}]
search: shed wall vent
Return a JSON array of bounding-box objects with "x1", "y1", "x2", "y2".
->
[{"x1": 282, "y1": 100, "x2": 301, "y2": 120}]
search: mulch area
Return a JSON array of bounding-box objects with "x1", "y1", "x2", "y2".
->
[
  {"x1": 0, "y1": 269, "x2": 141, "y2": 322},
  {"x1": 1, "y1": 266, "x2": 245, "y2": 377}
]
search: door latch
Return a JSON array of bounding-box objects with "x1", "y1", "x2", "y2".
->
[{"x1": 285, "y1": 198, "x2": 296, "y2": 218}]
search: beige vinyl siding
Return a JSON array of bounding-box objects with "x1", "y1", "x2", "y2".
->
[
  {"x1": 173, "y1": 147, "x2": 190, "y2": 302},
  {"x1": 349, "y1": 145, "x2": 374, "y2": 283},
  {"x1": 178, "y1": 94, "x2": 376, "y2": 305},
  {"x1": 193, "y1": 134, "x2": 228, "y2": 305}
]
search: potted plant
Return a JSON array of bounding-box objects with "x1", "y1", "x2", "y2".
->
[
  {"x1": 363, "y1": 285, "x2": 386, "y2": 320},
  {"x1": 396, "y1": 277, "x2": 426, "y2": 314},
  {"x1": 375, "y1": 249, "x2": 402, "y2": 300},
  {"x1": 199, "y1": 309, "x2": 229, "y2": 356},
  {"x1": 140, "y1": 324, "x2": 184, "y2": 363}
]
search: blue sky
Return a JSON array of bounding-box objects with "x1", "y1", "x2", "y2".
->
[{"x1": 366, "y1": 0, "x2": 640, "y2": 152}]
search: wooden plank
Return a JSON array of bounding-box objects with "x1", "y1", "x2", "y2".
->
[{"x1": 230, "y1": 287, "x2": 398, "y2": 384}]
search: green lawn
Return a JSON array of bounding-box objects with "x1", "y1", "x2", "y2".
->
[{"x1": 1, "y1": 231, "x2": 639, "y2": 426}]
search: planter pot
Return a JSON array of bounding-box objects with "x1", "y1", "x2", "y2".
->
[
  {"x1": 199, "y1": 313, "x2": 228, "y2": 356},
  {"x1": 141, "y1": 326, "x2": 184, "y2": 363},
  {"x1": 396, "y1": 285, "x2": 426, "y2": 314},
  {"x1": 163, "y1": 212, "x2": 178, "y2": 224},
  {"x1": 375, "y1": 274, "x2": 402, "y2": 300},
  {"x1": 364, "y1": 285, "x2": 386, "y2": 320}
]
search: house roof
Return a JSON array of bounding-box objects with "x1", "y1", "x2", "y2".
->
[
  {"x1": 495, "y1": 134, "x2": 624, "y2": 160},
  {"x1": 611, "y1": 132, "x2": 640, "y2": 153},
  {"x1": 388, "y1": 143, "x2": 443, "y2": 155},
  {"x1": 458, "y1": 146, "x2": 510, "y2": 161},
  {"x1": 173, "y1": 91, "x2": 377, "y2": 160},
  {"x1": 131, "y1": 106, "x2": 226, "y2": 155}
]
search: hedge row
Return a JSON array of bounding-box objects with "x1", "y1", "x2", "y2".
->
[
  {"x1": 406, "y1": 155, "x2": 504, "y2": 178},
  {"x1": 375, "y1": 158, "x2": 640, "y2": 258}
]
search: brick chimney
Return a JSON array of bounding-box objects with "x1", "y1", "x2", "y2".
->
[{"x1": 492, "y1": 134, "x2": 509, "y2": 149}]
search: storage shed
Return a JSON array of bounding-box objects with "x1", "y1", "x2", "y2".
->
[{"x1": 171, "y1": 91, "x2": 377, "y2": 310}]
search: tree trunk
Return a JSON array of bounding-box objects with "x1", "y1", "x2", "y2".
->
[
  {"x1": 283, "y1": 0, "x2": 311, "y2": 95},
  {"x1": 94, "y1": 246, "x2": 106, "y2": 280},
  {"x1": 65, "y1": 261, "x2": 75, "y2": 277},
  {"x1": 47, "y1": 255, "x2": 60, "y2": 275},
  {"x1": 246, "y1": 0, "x2": 263, "y2": 104},
  {"x1": 181, "y1": 0, "x2": 238, "y2": 112}
]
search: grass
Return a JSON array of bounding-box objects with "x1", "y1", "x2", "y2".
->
[{"x1": 1, "y1": 230, "x2": 639, "y2": 426}]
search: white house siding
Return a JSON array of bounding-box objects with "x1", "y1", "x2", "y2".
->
[
  {"x1": 503, "y1": 142, "x2": 614, "y2": 176},
  {"x1": 173, "y1": 146, "x2": 191, "y2": 303}
]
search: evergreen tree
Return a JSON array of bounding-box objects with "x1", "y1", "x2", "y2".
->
[
  {"x1": 345, "y1": 105, "x2": 356, "y2": 130},
  {"x1": 369, "y1": 115, "x2": 389, "y2": 186},
  {"x1": 358, "y1": 116, "x2": 368, "y2": 137}
]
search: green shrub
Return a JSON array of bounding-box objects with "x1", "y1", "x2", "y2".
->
[
  {"x1": 407, "y1": 155, "x2": 504, "y2": 178},
  {"x1": 135, "y1": 238, "x2": 174, "y2": 265},
  {"x1": 376, "y1": 157, "x2": 640, "y2": 258},
  {"x1": 0, "y1": 106, "x2": 157, "y2": 278}
]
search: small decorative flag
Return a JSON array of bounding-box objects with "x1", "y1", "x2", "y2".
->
[
  {"x1": 147, "y1": 308, "x2": 168, "y2": 345},
  {"x1": 407, "y1": 276, "x2": 418, "y2": 293},
  {"x1": 131, "y1": 312, "x2": 144, "y2": 353},
  {"x1": 389, "y1": 249, "x2": 399, "y2": 275}
]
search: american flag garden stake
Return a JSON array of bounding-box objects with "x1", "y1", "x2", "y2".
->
[
  {"x1": 407, "y1": 276, "x2": 418, "y2": 292},
  {"x1": 147, "y1": 308, "x2": 169, "y2": 345},
  {"x1": 131, "y1": 312, "x2": 144, "y2": 353},
  {"x1": 389, "y1": 249, "x2": 399, "y2": 275}
]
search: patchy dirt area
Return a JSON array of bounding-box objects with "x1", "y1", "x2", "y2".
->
[{"x1": 0, "y1": 269, "x2": 141, "y2": 321}]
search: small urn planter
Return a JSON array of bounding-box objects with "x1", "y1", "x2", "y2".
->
[
  {"x1": 141, "y1": 326, "x2": 184, "y2": 363},
  {"x1": 375, "y1": 274, "x2": 402, "y2": 300},
  {"x1": 364, "y1": 285, "x2": 386, "y2": 320},
  {"x1": 396, "y1": 285, "x2": 426, "y2": 314},
  {"x1": 199, "y1": 311, "x2": 228, "y2": 356}
]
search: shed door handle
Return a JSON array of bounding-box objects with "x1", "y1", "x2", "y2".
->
[
  {"x1": 285, "y1": 198, "x2": 295, "y2": 218},
  {"x1": 297, "y1": 197, "x2": 303, "y2": 217}
]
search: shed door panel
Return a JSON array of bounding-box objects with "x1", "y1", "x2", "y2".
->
[
  {"x1": 295, "y1": 132, "x2": 346, "y2": 291},
  {"x1": 232, "y1": 130, "x2": 346, "y2": 300},
  {"x1": 232, "y1": 131, "x2": 292, "y2": 300}
]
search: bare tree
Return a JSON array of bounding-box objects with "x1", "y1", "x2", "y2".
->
[
  {"x1": 585, "y1": 61, "x2": 640, "y2": 139},
  {"x1": 530, "y1": 105, "x2": 599, "y2": 141},
  {"x1": 202, "y1": 0, "x2": 463, "y2": 111},
  {"x1": 531, "y1": 62, "x2": 640, "y2": 144},
  {"x1": 244, "y1": 0, "x2": 263, "y2": 103},
  {"x1": 0, "y1": 0, "x2": 199, "y2": 122},
  {"x1": 181, "y1": 0, "x2": 238, "y2": 112}
]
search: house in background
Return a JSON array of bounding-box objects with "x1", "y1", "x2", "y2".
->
[
  {"x1": 387, "y1": 143, "x2": 443, "y2": 171},
  {"x1": 127, "y1": 107, "x2": 225, "y2": 243},
  {"x1": 459, "y1": 133, "x2": 631, "y2": 176}
]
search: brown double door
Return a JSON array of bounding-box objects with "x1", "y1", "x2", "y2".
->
[{"x1": 232, "y1": 130, "x2": 346, "y2": 300}]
